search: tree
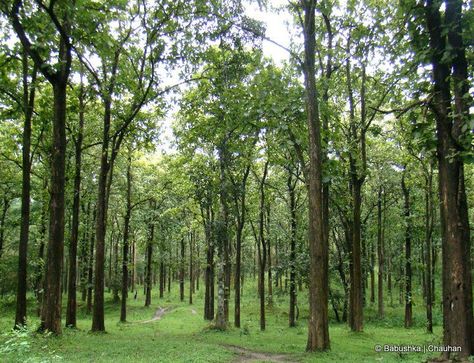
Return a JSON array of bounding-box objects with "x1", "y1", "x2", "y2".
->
[{"x1": 2, "y1": 0, "x2": 73, "y2": 334}]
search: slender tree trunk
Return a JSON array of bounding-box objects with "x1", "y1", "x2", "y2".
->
[
  {"x1": 302, "y1": 0, "x2": 329, "y2": 350},
  {"x1": 377, "y1": 187, "x2": 384, "y2": 319},
  {"x1": 0, "y1": 197, "x2": 10, "y2": 259},
  {"x1": 215, "y1": 144, "x2": 230, "y2": 330},
  {"x1": 267, "y1": 205, "x2": 273, "y2": 307},
  {"x1": 288, "y1": 172, "x2": 297, "y2": 327},
  {"x1": 189, "y1": 232, "x2": 193, "y2": 305},
  {"x1": 66, "y1": 72, "x2": 85, "y2": 328},
  {"x1": 87, "y1": 209, "x2": 96, "y2": 314},
  {"x1": 145, "y1": 215, "x2": 154, "y2": 307},
  {"x1": 425, "y1": 166, "x2": 434, "y2": 333},
  {"x1": 402, "y1": 172, "x2": 412, "y2": 328},
  {"x1": 15, "y1": 51, "x2": 36, "y2": 329},
  {"x1": 180, "y1": 238, "x2": 185, "y2": 302},
  {"x1": 120, "y1": 153, "x2": 132, "y2": 322},
  {"x1": 257, "y1": 161, "x2": 269, "y2": 331}
]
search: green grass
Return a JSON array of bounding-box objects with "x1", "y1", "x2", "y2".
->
[{"x1": 0, "y1": 282, "x2": 447, "y2": 363}]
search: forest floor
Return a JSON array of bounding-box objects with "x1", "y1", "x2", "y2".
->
[{"x1": 0, "y1": 283, "x2": 447, "y2": 363}]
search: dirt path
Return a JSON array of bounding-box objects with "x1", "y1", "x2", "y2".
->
[
  {"x1": 224, "y1": 344, "x2": 299, "y2": 363},
  {"x1": 141, "y1": 306, "x2": 172, "y2": 323}
]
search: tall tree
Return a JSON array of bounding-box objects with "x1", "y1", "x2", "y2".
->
[
  {"x1": 300, "y1": 0, "x2": 329, "y2": 351},
  {"x1": 3, "y1": 0, "x2": 73, "y2": 334}
]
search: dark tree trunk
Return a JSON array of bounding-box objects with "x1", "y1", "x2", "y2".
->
[
  {"x1": 402, "y1": 172, "x2": 412, "y2": 328},
  {"x1": 66, "y1": 72, "x2": 85, "y2": 328},
  {"x1": 92, "y1": 97, "x2": 111, "y2": 331},
  {"x1": 377, "y1": 187, "x2": 384, "y2": 319},
  {"x1": 159, "y1": 261, "x2": 164, "y2": 298},
  {"x1": 9, "y1": 0, "x2": 72, "y2": 336},
  {"x1": 15, "y1": 51, "x2": 36, "y2": 329},
  {"x1": 302, "y1": 0, "x2": 330, "y2": 350},
  {"x1": 424, "y1": 1, "x2": 473, "y2": 356},
  {"x1": 120, "y1": 153, "x2": 132, "y2": 322},
  {"x1": 288, "y1": 171, "x2": 297, "y2": 327},
  {"x1": 189, "y1": 232, "x2": 194, "y2": 305},
  {"x1": 145, "y1": 216, "x2": 154, "y2": 307},
  {"x1": 233, "y1": 165, "x2": 250, "y2": 328},
  {"x1": 266, "y1": 205, "x2": 273, "y2": 307},
  {"x1": 180, "y1": 238, "x2": 185, "y2": 302},
  {"x1": 257, "y1": 161, "x2": 269, "y2": 331},
  {"x1": 0, "y1": 196, "x2": 10, "y2": 259},
  {"x1": 87, "y1": 209, "x2": 96, "y2": 314},
  {"x1": 424, "y1": 165, "x2": 434, "y2": 333}
]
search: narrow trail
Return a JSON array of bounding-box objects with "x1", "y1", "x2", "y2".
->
[
  {"x1": 141, "y1": 306, "x2": 173, "y2": 323},
  {"x1": 223, "y1": 344, "x2": 299, "y2": 363}
]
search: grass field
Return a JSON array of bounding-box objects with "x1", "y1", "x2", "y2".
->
[{"x1": 0, "y1": 282, "x2": 450, "y2": 362}]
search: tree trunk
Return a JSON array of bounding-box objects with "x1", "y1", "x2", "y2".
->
[
  {"x1": 288, "y1": 171, "x2": 297, "y2": 327},
  {"x1": 180, "y1": 238, "x2": 185, "y2": 302},
  {"x1": 15, "y1": 51, "x2": 36, "y2": 329},
  {"x1": 425, "y1": 1, "x2": 473, "y2": 356},
  {"x1": 66, "y1": 72, "x2": 85, "y2": 328},
  {"x1": 145, "y1": 215, "x2": 154, "y2": 307},
  {"x1": 402, "y1": 171, "x2": 412, "y2": 328},
  {"x1": 257, "y1": 161, "x2": 269, "y2": 331},
  {"x1": 267, "y1": 205, "x2": 273, "y2": 307},
  {"x1": 215, "y1": 144, "x2": 230, "y2": 330},
  {"x1": 189, "y1": 232, "x2": 193, "y2": 305},
  {"x1": 377, "y1": 186, "x2": 384, "y2": 319},
  {"x1": 120, "y1": 153, "x2": 132, "y2": 322},
  {"x1": 302, "y1": 0, "x2": 330, "y2": 350},
  {"x1": 424, "y1": 166, "x2": 434, "y2": 333}
]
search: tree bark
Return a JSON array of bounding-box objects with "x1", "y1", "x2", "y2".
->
[
  {"x1": 120, "y1": 153, "x2": 132, "y2": 322},
  {"x1": 145, "y1": 211, "x2": 154, "y2": 307},
  {"x1": 302, "y1": 0, "x2": 330, "y2": 351},
  {"x1": 401, "y1": 171, "x2": 412, "y2": 328},
  {"x1": 377, "y1": 187, "x2": 384, "y2": 319},
  {"x1": 288, "y1": 171, "x2": 297, "y2": 327},
  {"x1": 180, "y1": 238, "x2": 185, "y2": 302},
  {"x1": 66, "y1": 71, "x2": 85, "y2": 328},
  {"x1": 15, "y1": 50, "x2": 36, "y2": 329},
  {"x1": 424, "y1": 0, "x2": 473, "y2": 356}
]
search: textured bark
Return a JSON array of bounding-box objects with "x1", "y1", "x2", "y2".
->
[
  {"x1": 424, "y1": 0, "x2": 473, "y2": 356},
  {"x1": 302, "y1": 0, "x2": 329, "y2": 351}
]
